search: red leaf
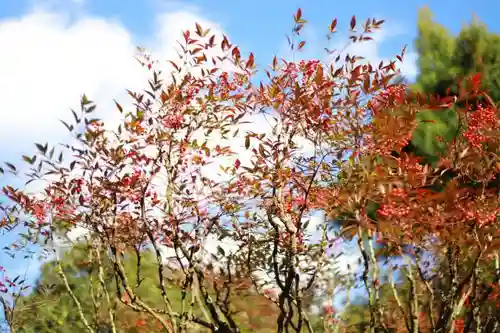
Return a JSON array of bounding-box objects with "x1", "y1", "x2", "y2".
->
[
  {"x1": 350, "y1": 16, "x2": 356, "y2": 30},
  {"x1": 232, "y1": 47, "x2": 241, "y2": 61},
  {"x1": 183, "y1": 30, "x2": 190, "y2": 42},
  {"x1": 295, "y1": 8, "x2": 302, "y2": 21},
  {"x1": 221, "y1": 35, "x2": 229, "y2": 50},
  {"x1": 168, "y1": 60, "x2": 179, "y2": 71},
  {"x1": 160, "y1": 91, "x2": 168, "y2": 104},
  {"x1": 247, "y1": 52, "x2": 255, "y2": 69},
  {"x1": 234, "y1": 159, "x2": 241, "y2": 169},
  {"x1": 330, "y1": 19, "x2": 338, "y2": 33}
]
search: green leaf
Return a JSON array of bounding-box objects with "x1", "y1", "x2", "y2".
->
[
  {"x1": 412, "y1": 108, "x2": 457, "y2": 162},
  {"x1": 22, "y1": 155, "x2": 33, "y2": 164},
  {"x1": 217, "y1": 245, "x2": 226, "y2": 257},
  {"x1": 85, "y1": 105, "x2": 97, "y2": 114},
  {"x1": 35, "y1": 143, "x2": 47, "y2": 155},
  {"x1": 81, "y1": 94, "x2": 91, "y2": 106},
  {"x1": 49, "y1": 147, "x2": 55, "y2": 159},
  {"x1": 5, "y1": 162, "x2": 16, "y2": 172},
  {"x1": 114, "y1": 100, "x2": 123, "y2": 113},
  {"x1": 71, "y1": 110, "x2": 80, "y2": 124},
  {"x1": 60, "y1": 120, "x2": 74, "y2": 132}
]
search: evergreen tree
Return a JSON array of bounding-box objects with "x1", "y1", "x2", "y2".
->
[{"x1": 409, "y1": 7, "x2": 500, "y2": 162}]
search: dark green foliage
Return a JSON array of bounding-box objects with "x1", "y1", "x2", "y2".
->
[
  {"x1": 408, "y1": 7, "x2": 500, "y2": 163},
  {"x1": 414, "y1": 7, "x2": 500, "y2": 101},
  {"x1": 11, "y1": 245, "x2": 182, "y2": 332}
]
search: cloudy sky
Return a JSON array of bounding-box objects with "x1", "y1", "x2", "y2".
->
[{"x1": 0, "y1": 0, "x2": 499, "y2": 309}]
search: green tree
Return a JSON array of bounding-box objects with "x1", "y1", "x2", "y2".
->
[
  {"x1": 414, "y1": 6, "x2": 500, "y2": 100},
  {"x1": 12, "y1": 244, "x2": 169, "y2": 332},
  {"x1": 10, "y1": 241, "x2": 293, "y2": 333},
  {"x1": 413, "y1": 7, "x2": 457, "y2": 98},
  {"x1": 408, "y1": 7, "x2": 500, "y2": 162}
]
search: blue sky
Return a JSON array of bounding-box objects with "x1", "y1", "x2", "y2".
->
[
  {"x1": 0, "y1": 0, "x2": 499, "y2": 319},
  {"x1": 3, "y1": 0, "x2": 499, "y2": 53}
]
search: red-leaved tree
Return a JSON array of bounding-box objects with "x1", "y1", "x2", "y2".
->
[{"x1": 0, "y1": 9, "x2": 499, "y2": 333}]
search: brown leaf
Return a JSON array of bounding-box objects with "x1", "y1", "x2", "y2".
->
[
  {"x1": 315, "y1": 64, "x2": 324, "y2": 85},
  {"x1": 160, "y1": 91, "x2": 168, "y2": 104},
  {"x1": 363, "y1": 76, "x2": 371, "y2": 94},
  {"x1": 195, "y1": 22, "x2": 203, "y2": 36},
  {"x1": 208, "y1": 35, "x2": 215, "y2": 46},
  {"x1": 401, "y1": 45, "x2": 407, "y2": 58},
  {"x1": 258, "y1": 144, "x2": 266, "y2": 157}
]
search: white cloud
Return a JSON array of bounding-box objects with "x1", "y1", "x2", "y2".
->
[
  {"x1": 0, "y1": 2, "x2": 235, "y2": 286},
  {"x1": 0, "y1": 3, "x2": 280, "y2": 284},
  {"x1": 0, "y1": 7, "x2": 238, "y2": 159},
  {"x1": 0, "y1": 10, "x2": 143, "y2": 157}
]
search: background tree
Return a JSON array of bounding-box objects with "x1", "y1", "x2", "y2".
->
[
  {"x1": 408, "y1": 6, "x2": 500, "y2": 161},
  {"x1": 414, "y1": 6, "x2": 500, "y2": 100},
  {"x1": 10, "y1": 240, "x2": 288, "y2": 333}
]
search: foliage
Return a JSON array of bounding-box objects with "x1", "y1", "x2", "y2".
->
[
  {"x1": 0, "y1": 8, "x2": 498, "y2": 333},
  {"x1": 414, "y1": 6, "x2": 500, "y2": 100},
  {"x1": 10, "y1": 244, "x2": 286, "y2": 332},
  {"x1": 409, "y1": 6, "x2": 500, "y2": 160}
]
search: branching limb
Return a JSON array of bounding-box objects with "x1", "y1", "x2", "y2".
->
[{"x1": 54, "y1": 251, "x2": 94, "y2": 333}]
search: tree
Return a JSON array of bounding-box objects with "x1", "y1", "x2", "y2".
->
[
  {"x1": 10, "y1": 244, "x2": 184, "y2": 333},
  {"x1": 409, "y1": 7, "x2": 500, "y2": 162},
  {"x1": 414, "y1": 6, "x2": 500, "y2": 101},
  {"x1": 328, "y1": 8, "x2": 500, "y2": 329},
  {"x1": 1, "y1": 9, "x2": 499, "y2": 333},
  {"x1": 335, "y1": 72, "x2": 499, "y2": 332},
  {"x1": 9, "y1": 242, "x2": 286, "y2": 333}
]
